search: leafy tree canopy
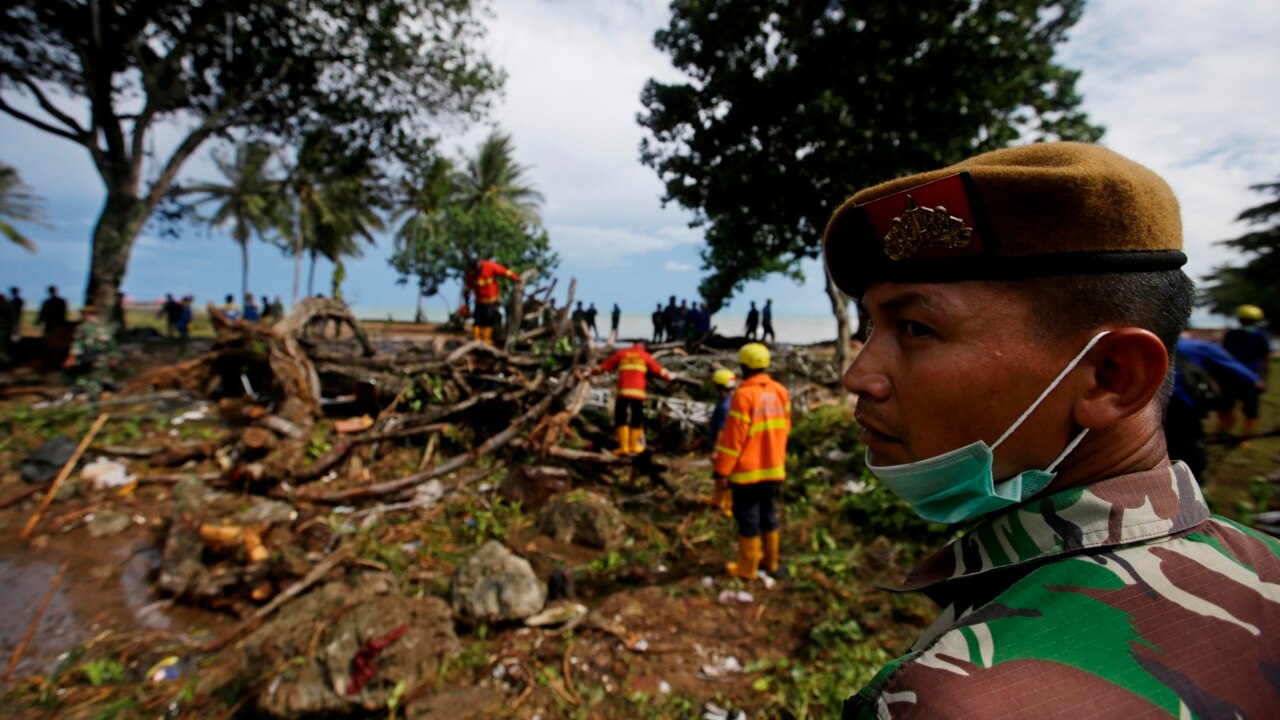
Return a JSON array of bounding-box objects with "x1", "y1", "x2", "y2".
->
[
  {"x1": 0, "y1": 162, "x2": 45, "y2": 251},
  {"x1": 1200, "y1": 180, "x2": 1280, "y2": 322},
  {"x1": 0, "y1": 0, "x2": 503, "y2": 307},
  {"x1": 639, "y1": 0, "x2": 1102, "y2": 365}
]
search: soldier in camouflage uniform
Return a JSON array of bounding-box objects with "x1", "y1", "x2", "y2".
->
[
  {"x1": 821, "y1": 142, "x2": 1280, "y2": 717},
  {"x1": 64, "y1": 304, "x2": 118, "y2": 396}
]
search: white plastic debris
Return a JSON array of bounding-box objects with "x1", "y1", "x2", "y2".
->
[
  {"x1": 631, "y1": 638, "x2": 650, "y2": 652},
  {"x1": 659, "y1": 680, "x2": 671, "y2": 694},
  {"x1": 81, "y1": 457, "x2": 135, "y2": 488},
  {"x1": 840, "y1": 479, "x2": 869, "y2": 494},
  {"x1": 717, "y1": 590, "x2": 754, "y2": 605},
  {"x1": 702, "y1": 575, "x2": 715, "y2": 588}
]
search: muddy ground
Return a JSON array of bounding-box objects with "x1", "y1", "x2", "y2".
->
[{"x1": 0, "y1": 321, "x2": 1275, "y2": 720}]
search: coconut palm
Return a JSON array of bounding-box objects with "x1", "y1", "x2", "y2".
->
[
  {"x1": 293, "y1": 174, "x2": 384, "y2": 299},
  {"x1": 0, "y1": 163, "x2": 45, "y2": 251},
  {"x1": 186, "y1": 142, "x2": 289, "y2": 301},
  {"x1": 392, "y1": 156, "x2": 458, "y2": 319},
  {"x1": 456, "y1": 131, "x2": 544, "y2": 224}
]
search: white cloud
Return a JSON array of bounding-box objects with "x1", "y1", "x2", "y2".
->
[
  {"x1": 1061, "y1": 0, "x2": 1280, "y2": 279},
  {"x1": 663, "y1": 260, "x2": 695, "y2": 272},
  {"x1": 550, "y1": 223, "x2": 700, "y2": 265}
]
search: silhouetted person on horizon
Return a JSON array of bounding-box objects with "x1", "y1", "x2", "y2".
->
[
  {"x1": 762, "y1": 298, "x2": 775, "y2": 343},
  {"x1": 745, "y1": 301, "x2": 759, "y2": 340},
  {"x1": 38, "y1": 286, "x2": 68, "y2": 337}
]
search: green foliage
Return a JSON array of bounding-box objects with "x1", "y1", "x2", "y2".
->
[
  {"x1": 1200, "y1": 179, "x2": 1280, "y2": 321},
  {"x1": 389, "y1": 131, "x2": 558, "y2": 303},
  {"x1": 0, "y1": 162, "x2": 44, "y2": 251},
  {"x1": 2, "y1": 0, "x2": 502, "y2": 306},
  {"x1": 639, "y1": 0, "x2": 1102, "y2": 310},
  {"x1": 79, "y1": 658, "x2": 126, "y2": 687},
  {"x1": 447, "y1": 496, "x2": 525, "y2": 546}
]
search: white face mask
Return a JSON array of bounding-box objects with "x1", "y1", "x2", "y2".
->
[{"x1": 866, "y1": 331, "x2": 1110, "y2": 524}]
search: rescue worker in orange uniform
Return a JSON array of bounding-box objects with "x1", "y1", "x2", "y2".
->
[
  {"x1": 704, "y1": 367, "x2": 737, "y2": 516},
  {"x1": 462, "y1": 257, "x2": 520, "y2": 345},
  {"x1": 593, "y1": 342, "x2": 673, "y2": 455},
  {"x1": 712, "y1": 343, "x2": 791, "y2": 580}
]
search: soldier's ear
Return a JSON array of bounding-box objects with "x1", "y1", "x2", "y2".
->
[{"x1": 1071, "y1": 328, "x2": 1168, "y2": 429}]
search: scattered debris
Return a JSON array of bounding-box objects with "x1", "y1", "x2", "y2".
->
[{"x1": 81, "y1": 457, "x2": 135, "y2": 488}]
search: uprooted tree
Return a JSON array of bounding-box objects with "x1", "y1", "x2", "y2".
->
[
  {"x1": 639, "y1": 0, "x2": 1103, "y2": 373},
  {"x1": 0, "y1": 0, "x2": 503, "y2": 310}
]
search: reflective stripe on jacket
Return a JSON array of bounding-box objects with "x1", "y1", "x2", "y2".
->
[
  {"x1": 468, "y1": 260, "x2": 518, "y2": 304},
  {"x1": 713, "y1": 372, "x2": 790, "y2": 484},
  {"x1": 598, "y1": 344, "x2": 670, "y2": 400}
]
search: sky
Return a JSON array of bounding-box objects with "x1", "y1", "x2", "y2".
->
[{"x1": 2, "y1": 0, "x2": 1279, "y2": 338}]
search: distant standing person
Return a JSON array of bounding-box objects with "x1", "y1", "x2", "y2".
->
[
  {"x1": 761, "y1": 298, "x2": 775, "y2": 343},
  {"x1": 611, "y1": 303, "x2": 621, "y2": 335},
  {"x1": 159, "y1": 293, "x2": 183, "y2": 337},
  {"x1": 64, "y1": 304, "x2": 119, "y2": 396},
  {"x1": 176, "y1": 296, "x2": 194, "y2": 348},
  {"x1": 243, "y1": 294, "x2": 261, "y2": 322},
  {"x1": 0, "y1": 293, "x2": 10, "y2": 366},
  {"x1": 1219, "y1": 304, "x2": 1271, "y2": 438},
  {"x1": 651, "y1": 303, "x2": 665, "y2": 342},
  {"x1": 221, "y1": 294, "x2": 239, "y2": 321},
  {"x1": 463, "y1": 257, "x2": 520, "y2": 345},
  {"x1": 1166, "y1": 333, "x2": 1261, "y2": 479},
  {"x1": 6, "y1": 286, "x2": 24, "y2": 341},
  {"x1": 593, "y1": 341, "x2": 675, "y2": 455},
  {"x1": 38, "y1": 286, "x2": 68, "y2": 337},
  {"x1": 585, "y1": 302, "x2": 599, "y2": 339},
  {"x1": 705, "y1": 367, "x2": 737, "y2": 516},
  {"x1": 744, "y1": 300, "x2": 759, "y2": 340}
]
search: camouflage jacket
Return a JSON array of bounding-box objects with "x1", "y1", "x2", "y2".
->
[
  {"x1": 845, "y1": 462, "x2": 1280, "y2": 719},
  {"x1": 71, "y1": 316, "x2": 117, "y2": 361}
]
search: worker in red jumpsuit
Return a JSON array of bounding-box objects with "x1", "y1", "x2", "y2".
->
[
  {"x1": 593, "y1": 342, "x2": 674, "y2": 454},
  {"x1": 462, "y1": 258, "x2": 520, "y2": 345}
]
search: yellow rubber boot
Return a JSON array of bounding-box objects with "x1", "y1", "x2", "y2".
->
[
  {"x1": 628, "y1": 426, "x2": 645, "y2": 455},
  {"x1": 726, "y1": 536, "x2": 763, "y2": 580},
  {"x1": 719, "y1": 480, "x2": 734, "y2": 518},
  {"x1": 472, "y1": 325, "x2": 484, "y2": 342},
  {"x1": 762, "y1": 530, "x2": 781, "y2": 574},
  {"x1": 615, "y1": 426, "x2": 630, "y2": 455},
  {"x1": 482, "y1": 326, "x2": 495, "y2": 345}
]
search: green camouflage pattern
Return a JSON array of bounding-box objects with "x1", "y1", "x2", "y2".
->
[
  {"x1": 69, "y1": 315, "x2": 118, "y2": 394},
  {"x1": 846, "y1": 462, "x2": 1280, "y2": 718}
]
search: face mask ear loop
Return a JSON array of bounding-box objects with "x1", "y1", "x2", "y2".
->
[
  {"x1": 1046, "y1": 428, "x2": 1090, "y2": 473},
  {"x1": 990, "y1": 331, "x2": 1111, "y2": 452}
]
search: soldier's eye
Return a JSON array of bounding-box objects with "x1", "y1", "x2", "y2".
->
[{"x1": 902, "y1": 321, "x2": 934, "y2": 337}]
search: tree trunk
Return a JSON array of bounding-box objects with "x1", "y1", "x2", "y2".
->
[
  {"x1": 307, "y1": 250, "x2": 317, "y2": 297},
  {"x1": 824, "y1": 269, "x2": 851, "y2": 378},
  {"x1": 86, "y1": 187, "x2": 150, "y2": 311},
  {"x1": 291, "y1": 206, "x2": 303, "y2": 304},
  {"x1": 238, "y1": 224, "x2": 250, "y2": 304}
]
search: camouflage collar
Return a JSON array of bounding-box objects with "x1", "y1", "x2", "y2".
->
[{"x1": 895, "y1": 462, "x2": 1207, "y2": 592}]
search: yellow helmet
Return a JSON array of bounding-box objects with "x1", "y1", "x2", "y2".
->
[
  {"x1": 1236, "y1": 304, "x2": 1265, "y2": 322},
  {"x1": 712, "y1": 368, "x2": 737, "y2": 388},
  {"x1": 738, "y1": 342, "x2": 770, "y2": 370}
]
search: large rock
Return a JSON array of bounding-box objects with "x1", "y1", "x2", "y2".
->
[
  {"x1": 497, "y1": 465, "x2": 571, "y2": 509},
  {"x1": 201, "y1": 572, "x2": 458, "y2": 719},
  {"x1": 450, "y1": 540, "x2": 546, "y2": 623},
  {"x1": 536, "y1": 490, "x2": 625, "y2": 550}
]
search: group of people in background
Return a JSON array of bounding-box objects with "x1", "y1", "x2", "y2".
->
[
  {"x1": 1165, "y1": 304, "x2": 1274, "y2": 480},
  {"x1": 216, "y1": 293, "x2": 285, "y2": 325},
  {"x1": 651, "y1": 296, "x2": 714, "y2": 343}
]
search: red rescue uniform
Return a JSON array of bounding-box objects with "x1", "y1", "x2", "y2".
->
[
  {"x1": 713, "y1": 372, "x2": 790, "y2": 484},
  {"x1": 597, "y1": 344, "x2": 671, "y2": 400},
  {"x1": 466, "y1": 260, "x2": 519, "y2": 305}
]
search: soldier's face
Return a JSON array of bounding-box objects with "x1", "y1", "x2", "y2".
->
[{"x1": 844, "y1": 281, "x2": 1080, "y2": 478}]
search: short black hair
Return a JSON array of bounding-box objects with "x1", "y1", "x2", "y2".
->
[{"x1": 999, "y1": 270, "x2": 1195, "y2": 408}]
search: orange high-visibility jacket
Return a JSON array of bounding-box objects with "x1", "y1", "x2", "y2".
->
[
  {"x1": 465, "y1": 260, "x2": 519, "y2": 304},
  {"x1": 713, "y1": 372, "x2": 791, "y2": 485},
  {"x1": 597, "y1": 344, "x2": 671, "y2": 400}
]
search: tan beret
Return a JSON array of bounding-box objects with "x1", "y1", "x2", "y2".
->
[{"x1": 822, "y1": 142, "x2": 1186, "y2": 298}]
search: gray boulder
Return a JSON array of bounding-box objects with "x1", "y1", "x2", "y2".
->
[
  {"x1": 200, "y1": 572, "x2": 458, "y2": 719},
  {"x1": 450, "y1": 540, "x2": 546, "y2": 623},
  {"x1": 536, "y1": 490, "x2": 625, "y2": 550}
]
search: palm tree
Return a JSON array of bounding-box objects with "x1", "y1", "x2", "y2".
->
[
  {"x1": 292, "y1": 174, "x2": 384, "y2": 299},
  {"x1": 0, "y1": 162, "x2": 45, "y2": 251},
  {"x1": 186, "y1": 142, "x2": 289, "y2": 301},
  {"x1": 456, "y1": 131, "x2": 544, "y2": 224},
  {"x1": 393, "y1": 156, "x2": 457, "y2": 320}
]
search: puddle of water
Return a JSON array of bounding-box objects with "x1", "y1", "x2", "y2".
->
[{"x1": 0, "y1": 530, "x2": 225, "y2": 678}]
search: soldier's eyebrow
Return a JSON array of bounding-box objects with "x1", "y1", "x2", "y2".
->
[{"x1": 868, "y1": 289, "x2": 952, "y2": 316}]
